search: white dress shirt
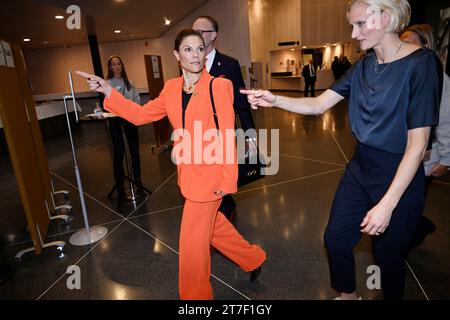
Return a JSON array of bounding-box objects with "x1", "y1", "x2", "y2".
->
[{"x1": 206, "y1": 48, "x2": 217, "y2": 72}]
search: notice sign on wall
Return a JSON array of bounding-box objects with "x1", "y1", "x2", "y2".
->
[
  {"x1": 1, "y1": 41, "x2": 14, "y2": 68},
  {"x1": 0, "y1": 41, "x2": 5, "y2": 66},
  {"x1": 151, "y1": 56, "x2": 160, "y2": 79}
]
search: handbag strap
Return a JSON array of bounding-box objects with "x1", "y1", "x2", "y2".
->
[{"x1": 209, "y1": 77, "x2": 219, "y2": 133}]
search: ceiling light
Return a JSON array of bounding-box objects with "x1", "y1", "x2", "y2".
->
[
  {"x1": 114, "y1": 30, "x2": 122, "y2": 33},
  {"x1": 55, "y1": 15, "x2": 64, "y2": 20},
  {"x1": 164, "y1": 17, "x2": 171, "y2": 25},
  {"x1": 23, "y1": 38, "x2": 31, "y2": 42},
  {"x1": 302, "y1": 46, "x2": 307, "y2": 48}
]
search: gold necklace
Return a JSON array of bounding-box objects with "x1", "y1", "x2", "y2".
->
[{"x1": 183, "y1": 78, "x2": 200, "y2": 94}]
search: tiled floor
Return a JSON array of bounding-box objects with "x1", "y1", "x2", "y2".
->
[{"x1": 0, "y1": 93, "x2": 449, "y2": 300}]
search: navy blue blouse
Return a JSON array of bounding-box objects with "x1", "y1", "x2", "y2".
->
[{"x1": 331, "y1": 47, "x2": 443, "y2": 154}]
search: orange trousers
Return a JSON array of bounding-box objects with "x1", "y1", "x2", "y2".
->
[{"x1": 178, "y1": 198, "x2": 266, "y2": 300}]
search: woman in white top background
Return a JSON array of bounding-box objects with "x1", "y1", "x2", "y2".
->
[{"x1": 106, "y1": 55, "x2": 147, "y2": 206}]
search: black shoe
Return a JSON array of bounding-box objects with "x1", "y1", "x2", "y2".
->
[{"x1": 250, "y1": 266, "x2": 262, "y2": 282}]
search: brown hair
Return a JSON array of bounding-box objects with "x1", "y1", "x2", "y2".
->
[
  {"x1": 106, "y1": 55, "x2": 131, "y2": 91},
  {"x1": 400, "y1": 24, "x2": 435, "y2": 51},
  {"x1": 174, "y1": 28, "x2": 204, "y2": 51}
]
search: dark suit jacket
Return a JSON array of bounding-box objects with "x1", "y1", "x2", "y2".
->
[
  {"x1": 302, "y1": 64, "x2": 317, "y2": 83},
  {"x1": 209, "y1": 49, "x2": 256, "y2": 132}
]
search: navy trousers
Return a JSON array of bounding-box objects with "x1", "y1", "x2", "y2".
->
[{"x1": 324, "y1": 143, "x2": 425, "y2": 300}]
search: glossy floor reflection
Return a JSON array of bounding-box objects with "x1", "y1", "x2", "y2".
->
[{"x1": 0, "y1": 94, "x2": 449, "y2": 300}]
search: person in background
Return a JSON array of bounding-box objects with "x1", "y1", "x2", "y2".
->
[
  {"x1": 302, "y1": 59, "x2": 317, "y2": 97},
  {"x1": 192, "y1": 15, "x2": 257, "y2": 222},
  {"x1": 77, "y1": 29, "x2": 266, "y2": 300},
  {"x1": 400, "y1": 24, "x2": 450, "y2": 247},
  {"x1": 106, "y1": 55, "x2": 147, "y2": 203},
  {"x1": 242, "y1": 0, "x2": 443, "y2": 299},
  {"x1": 331, "y1": 56, "x2": 340, "y2": 80},
  {"x1": 342, "y1": 56, "x2": 352, "y2": 74}
]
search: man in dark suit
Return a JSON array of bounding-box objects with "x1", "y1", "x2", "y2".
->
[
  {"x1": 193, "y1": 15, "x2": 256, "y2": 221},
  {"x1": 302, "y1": 59, "x2": 317, "y2": 97}
]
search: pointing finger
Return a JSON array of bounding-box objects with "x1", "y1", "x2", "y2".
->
[{"x1": 75, "y1": 70, "x2": 95, "y2": 79}]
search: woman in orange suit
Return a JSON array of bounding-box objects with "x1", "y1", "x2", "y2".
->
[{"x1": 76, "y1": 28, "x2": 266, "y2": 300}]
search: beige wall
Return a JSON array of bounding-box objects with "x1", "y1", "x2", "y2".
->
[
  {"x1": 25, "y1": 0, "x2": 360, "y2": 96},
  {"x1": 248, "y1": 0, "x2": 359, "y2": 89},
  {"x1": 24, "y1": 0, "x2": 251, "y2": 97},
  {"x1": 248, "y1": 0, "x2": 301, "y2": 89},
  {"x1": 301, "y1": 0, "x2": 360, "y2": 63},
  {"x1": 25, "y1": 45, "x2": 93, "y2": 97},
  {"x1": 301, "y1": 0, "x2": 353, "y2": 46},
  {"x1": 24, "y1": 37, "x2": 178, "y2": 97},
  {"x1": 248, "y1": 0, "x2": 271, "y2": 89}
]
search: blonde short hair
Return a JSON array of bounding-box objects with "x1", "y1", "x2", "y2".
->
[{"x1": 348, "y1": 0, "x2": 411, "y2": 33}]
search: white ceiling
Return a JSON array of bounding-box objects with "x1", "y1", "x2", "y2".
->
[{"x1": 0, "y1": 0, "x2": 208, "y2": 50}]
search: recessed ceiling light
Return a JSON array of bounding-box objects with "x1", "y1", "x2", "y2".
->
[
  {"x1": 23, "y1": 38, "x2": 31, "y2": 42},
  {"x1": 55, "y1": 15, "x2": 64, "y2": 20},
  {"x1": 164, "y1": 17, "x2": 171, "y2": 25},
  {"x1": 114, "y1": 30, "x2": 122, "y2": 33},
  {"x1": 302, "y1": 46, "x2": 307, "y2": 48}
]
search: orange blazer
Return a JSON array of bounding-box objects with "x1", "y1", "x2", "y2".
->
[{"x1": 104, "y1": 69, "x2": 238, "y2": 202}]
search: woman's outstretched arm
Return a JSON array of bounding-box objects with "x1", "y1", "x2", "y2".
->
[
  {"x1": 240, "y1": 88, "x2": 344, "y2": 115},
  {"x1": 76, "y1": 71, "x2": 167, "y2": 126}
]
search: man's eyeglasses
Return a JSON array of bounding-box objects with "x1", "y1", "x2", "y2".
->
[{"x1": 195, "y1": 30, "x2": 215, "y2": 35}]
